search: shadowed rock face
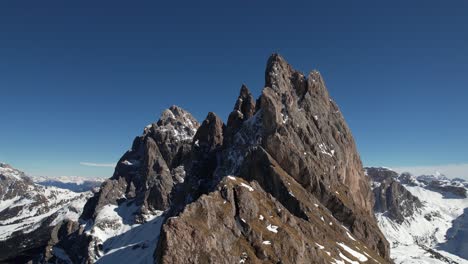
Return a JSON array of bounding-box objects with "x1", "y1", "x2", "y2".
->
[
  {"x1": 81, "y1": 105, "x2": 200, "y2": 220},
  {"x1": 366, "y1": 167, "x2": 423, "y2": 224},
  {"x1": 51, "y1": 54, "x2": 390, "y2": 264},
  {"x1": 62, "y1": 105, "x2": 200, "y2": 263}
]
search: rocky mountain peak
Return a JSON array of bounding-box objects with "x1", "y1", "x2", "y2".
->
[
  {"x1": 156, "y1": 54, "x2": 391, "y2": 262},
  {"x1": 81, "y1": 105, "x2": 199, "y2": 221},
  {"x1": 51, "y1": 54, "x2": 391, "y2": 263},
  {"x1": 234, "y1": 84, "x2": 256, "y2": 119},
  {"x1": 193, "y1": 112, "x2": 225, "y2": 152},
  {"x1": 225, "y1": 85, "x2": 256, "y2": 145},
  {"x1": 156, "y1": 105, "x2": 198, "y2": 131},
  {"x1": 0, "y1": 163, "x2": 33, "y2": 200},
  {"x1": 0, "y1": 162, "x2": 27, "y2": 181}
]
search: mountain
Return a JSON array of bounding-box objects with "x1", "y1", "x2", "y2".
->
[
  {"x1": 0, "y1": 163, "x2": 93, "y2": 263},
  {"x1": 31, "y1": 176, "x2": 105, "y2": 192},
  {"x1": 47, "y1": 54, "x2": 390, "y2": 264},
  {"x1": 366, "y1": 167, "x2": 468, "y2": 263},
  {"x1": 366, "y1": 167, "x2": 423, "y2": 224}
]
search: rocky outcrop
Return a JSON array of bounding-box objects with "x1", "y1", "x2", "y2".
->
[
  {"x1": 155, "y1": 54, "x2": 390, "y2": 263},
  {"x1": 81, "y1": 105, "x2": 199, "y2": 221},
  {"x1": 61, "y1": 106, "x2": 200, "y2": 263},
  {"x1": 157, "y1": 176, "x2": 385, "y2": 264},
  {"x1": 50, "y1": 54, "x2": 391, "y2": 264},
  {"x1": 225, "y1": 84, "x2": 256, "y2": 145},
  {"x1": 366, "y1": 167, "x2": 423, "y2": 224}
]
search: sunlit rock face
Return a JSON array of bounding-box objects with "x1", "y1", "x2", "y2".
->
[{"x1": 50, "y1": 54, "x2": 391, "y2": 264}]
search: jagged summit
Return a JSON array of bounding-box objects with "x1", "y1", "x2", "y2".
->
[
  {"x1": 47, "y1": 54, "x2": 390, "y2": 264},
  {"x1": 156, "y1": 54, "x2": 390, "y2": 263}
]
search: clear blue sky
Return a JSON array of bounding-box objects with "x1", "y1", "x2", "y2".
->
[{"x1": 1, "y1": 0, "x2": 467, "y2": 178}]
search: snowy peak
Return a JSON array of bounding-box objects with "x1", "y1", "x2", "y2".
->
[
  {"x1": 150, "y1": 105, "x2": 199, "y2": 142},
  {"x1": 0, "y1": 162, "x2": 28, "y2": 181},
  {"x1": 0, "y1": 163, "x2": 92, "y2": 263},
  {"x1": 62, "y1": 106, "x2": 200, "y2": 263}
]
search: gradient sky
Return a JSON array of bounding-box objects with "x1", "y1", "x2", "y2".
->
[{"x1": 1, "y1": 0, "x2": 467, "y2": 178}]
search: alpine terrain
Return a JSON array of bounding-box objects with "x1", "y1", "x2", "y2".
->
[
  {"x1": 367, "y1": 167, "x2": 468, "y2": 263},
  {"x1": 0, "y1": 163, "x2": 94, "y2": 263},
  {"x1": 3, "y1": 55, "x2": 466, "y2": 264},
  {"x1": 32, "y1": 54, "x2": 392, "y2": 264}
]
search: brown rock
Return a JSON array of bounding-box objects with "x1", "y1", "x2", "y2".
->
[{"x1": 157, "y1": 54, "x2": 391, "y2": 262}]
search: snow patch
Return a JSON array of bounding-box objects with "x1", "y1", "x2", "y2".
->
[
  {"x1": 337, "y1": 242, "x2": 368, "y2": 262},
  {"x1": 266, "y1": 224, "x2": 279, "y2": 233},
  {"x1": 240, "y1": 182, "x2": 254, "y2": 192}
]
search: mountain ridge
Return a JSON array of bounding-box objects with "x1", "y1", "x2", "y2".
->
[
  {"x1": 0, "y1": 163, "x2": 93, "y2": 263},
  {"x1": 45, "y1": 54, "x2": 390, "y2": 264},
  {"x1": 366, "y1": 166, "x2": 468, "y2": 263}
]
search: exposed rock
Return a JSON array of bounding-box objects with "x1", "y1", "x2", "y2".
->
[
  {"x1": 66, "y1": 105, "x2": 200, "y2": 262},
  {"x1": 225, "y1": 84, "x2": 256, "y2": 145},
  {"x1": 367, "y1": 168, "x2": 423, "y2": 224},
  {"x1": 156, "y1": 54, "x2": 391, "y2": 263},
  {"x1": 49, "y1": 54, "x2": 391, "y2": 263},
  {"x1": 366, "y1": 167, "x2": 423, "y2": 224},
  {"x1": 157, "y1": 176, "x2": 384, "y2": 264},
  {"x1": 171, "y1": 112, "x2": 226, "y2": 211},
  {"x1": 81, "y1": 105, "x2": 199, "y2": 220}
]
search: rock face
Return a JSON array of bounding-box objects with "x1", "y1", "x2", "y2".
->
[
  {"x1": 60, "y1": 105, "x2": 200, "y2": 263},
  {"x1": 51, "y1": 54, "x2": 390, "y2": 264},
  {"x1": 82, "y1": 105, "x2": 199, "y2": 219},
  {"x1": 366, "y1": 167, "x2": 423, "y2": 224},
  {"x1": 155, "y1": 54, "x2": 390, "y2": 263}
]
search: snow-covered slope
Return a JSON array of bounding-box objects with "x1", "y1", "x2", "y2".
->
[
  {"x1": 0, "y1": 163, "x2": 93, "y2": 262},
  {"x1": 367, "y1": 167, "x2": 468, "y2": 264},
  {"x1": 0, "y1": 185, "x2": 89, "y2": 240},
  {"x1": 80, "y1": 201, "x2": 165, "y2": 264}
]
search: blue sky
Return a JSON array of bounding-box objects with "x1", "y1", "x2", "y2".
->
[{"x1": 0, "y1": 0, "x2": 467, "y2": 178}]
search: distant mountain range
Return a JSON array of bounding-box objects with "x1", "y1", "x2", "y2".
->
[
  {"x1": 31, "y1": 175, "x2": 105, "y2": 193},
  {"x1": 366, "y1": 167, "x2": 468, "y2": 263}
]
